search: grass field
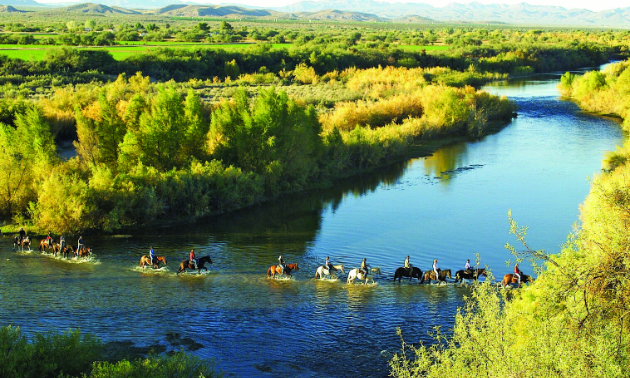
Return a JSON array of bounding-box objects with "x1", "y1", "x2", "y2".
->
[{"x1": 0, "y1": 42, "x2": 447, "y2": 62}]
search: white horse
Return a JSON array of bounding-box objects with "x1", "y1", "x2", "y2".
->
[
  {"x1": 347, "y1": 268, "x2": 374, "y2": 285},
  {"x1": 314, "y1": 264, "x2": 345, "y2": 279}
]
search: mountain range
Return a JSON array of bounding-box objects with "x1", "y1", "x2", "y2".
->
[{"x1": 0, "y1": 0, "x2": 629, "y2": 28}]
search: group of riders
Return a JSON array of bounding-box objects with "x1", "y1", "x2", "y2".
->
[
  {"x1": 15, "y1": 228, "x2": 85, "y2": 254},
  {"x1": 148, "y1": 246, "x2": 198, "y2": 269}
]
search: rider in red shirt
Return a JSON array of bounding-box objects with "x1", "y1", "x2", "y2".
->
[
  {"x1": 190, "y1": 249, "x2": 197, "y2": 268},
  {"x1": 514, "y1": 263, "x2": 522, "y2": 284}
]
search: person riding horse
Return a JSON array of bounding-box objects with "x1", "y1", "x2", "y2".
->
[
  {"x1": 278, "y1": 255, "x2": 286, "y2": 274},
  {"x1": 46, "y1": 231, "x2": 53, "y2": 249},
  {"x1": 190, "y1": 249, "x2": 198, "y2": 269},
  {"x1": 149, "y1": 246, "x2": 156, "y2": 266},
  {"x1": 404, "y1": 255, "x2": 413, "y2": 271},
  {"x1": 360, "y1": 258, "x2": 369, "y2": 277},
  {"x1": 325, "y1": 256, "x2": 333, "y2": 271},
  {"x1": 59, "y1": 234, "x2": 66, "y2": 252},
  {"x1": 465, "y1": 259, "x2": 472, "y2": 274},
  {"x1": 514, "y1": 263, "x2": 523, "y2": 285},
  {"x1": 433, "y1": 259, "x2": 440, "y2": 280},
  {"x1": 77, "y1": 236, "x2": 84, "y2": 253},
  {"x1": 19, "y1": 227, "x2": 26, "y2": 244}
]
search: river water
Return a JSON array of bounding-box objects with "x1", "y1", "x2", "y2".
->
[{"x1": 0, "y1": 72, "x2": 624, "y2": 377}]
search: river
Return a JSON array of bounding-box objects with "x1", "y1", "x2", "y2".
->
[{"x1": 0, "y1": 70, "x2": 624, "y2": 377}]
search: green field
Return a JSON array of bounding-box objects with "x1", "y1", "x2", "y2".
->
[
  {"x1": 0, "y1": 42, "x2": 292, "y2": 61},
  {"x1": 398, "y1": 45, "x2": 450, "y2": 51}
]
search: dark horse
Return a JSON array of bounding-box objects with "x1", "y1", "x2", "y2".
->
[
  {"x1": 267, "y1": 263, "x2": 299, "y2": 278},
  {"x1": 177, "y1": 255, "x2": 212, "y2": 275},
  {"x1": 394, "y1": 267, "x2": 423, "y2": 283},
  {"x1": 454, "y1": 268, "x2": 487, "y2": 283}
]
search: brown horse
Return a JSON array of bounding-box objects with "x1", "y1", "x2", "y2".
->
[
  {"x1": 502, "y1": 273, "x2": 533, "y2": 288},
  {"x1": 139, "y1": 255, "x2": 167, "y2": 269},
  {"x1": 51, "y1": 242, "x2": 61, "y2": 256},
  {"x1": 177, "y1": 255, "x2": 212, "y2": 275},
  {"x1": 423, "y1": 269, "x2": 452, "y2": 285},
  {"x1": 76, "y1": 247, "x2": 91, "y2": 259},
  {"x1": 267, "y1": 263, "x2": 299, "y2": 278},
  {"x1": 39, "y1": 239, "x2": 53, "y2": 252}
]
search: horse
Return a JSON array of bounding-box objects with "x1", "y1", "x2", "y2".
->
[
  {"x1": 454, "y1": 268, "x2": 487, "y2": 283},
  {"x1": 347, "y1": 268, "x2": 375, "y2": 285},
  {"x1": 39, "y1": 239, "x2": 52, "y2": 252},
  {"x1": 314, "y1": 264, "x2": 344, "y2": 279},
  {"x1": 502, "y1": 273, "x2": 533, "y2": 288},
  {"x1": 15, "y1": 236, "x2": 31, "y2": 252},
  {"x1": 267, "y1": 263, "x2": 299, "y2": 279},
  {"x1": 394, "y1": 267, "x2": 423, "y2": 283},
  {"x1": 61, "y1": 245, "x2": 74, "y2": 259},
  {"x1": 177, "y1": 255, "x2": 212, "y2": 275},
  {"x1": 51, "y1": 242, "x2": 61, "y2": 256},
  {"x1": 423, "y1": 269, "x2": 452, "y2": 285},
  {"x1": 139, "y1": 255, "x2": 167, "y2": 269},
  {"x1": 76, "y1": 247, "x2": 91, "y2": 259}
]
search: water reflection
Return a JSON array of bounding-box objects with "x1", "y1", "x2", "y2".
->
[{"x1": 423, "y1": 143, "x2": 470, "y2": 182}]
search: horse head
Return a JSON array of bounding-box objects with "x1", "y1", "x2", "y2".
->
[
  {"x1": 201, "y1": 255, "x2": 212, "y2": 265},
  {"x1": 161, "y1": 256, "x2": 167, "y2": 266}
]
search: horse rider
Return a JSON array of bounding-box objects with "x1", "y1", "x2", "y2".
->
[
  {"x1": 404, "y1": 255, "x2": 412, "y2": 271},
  {"x1": 433, "y1": 259, "x2": 440, "y2": 280},
  {"x1": 360, "y1": 258, "x2": 368, "y2": 277},
  {"x1": 325, "y1": 256, "x2": 333, "y2": 271},
  {"x1": 19, "y1": 227, "x2": 26, "y2": 243},
  {"x1": 190, "y1": 249, "x2": 197, "y2": 269},
  {"x1": 59, "y1": 234, "x2": 66, "y2": 252},
  {"x1": 149, "y1": 246, "x2": 156, "y2": 266},
  {"x1": 278, "y1": 255, "x2": 287, "y2": 273},
  {"x1": 465, "y1": 259, "x2": 472, "y2": 274},
  {"x1": 46, "y1": 231, "x2": 53, "y2": 248},
  {"x1": 77, "y1": 235, "x2": 83, "y2": 253},
  {"x1": 514, "y1": 263, "x2": 523, "y2": 285}
]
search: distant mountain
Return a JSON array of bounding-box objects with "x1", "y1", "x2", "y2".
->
[
  {"x1": 93, "y1": 0, "x2": 184, "y2": 9},
  {"x1": 62, "y1": 2, "x2": 139, "y2": 13},
  {"x1": 273, "y1": 0, "x2": 630, "y2": 27},
  {"x1": 298, "y1": 9, "x2": 386, "y2": 21},
  {"x1": 393, "y1": 15, "x2": 435, "y2": 24},
  {"x1": 0, "y1": 5, "x2": 25, "y2": 12},
  {"x1": 154, "y1": 4, "x2": 281, "y2": 17}
]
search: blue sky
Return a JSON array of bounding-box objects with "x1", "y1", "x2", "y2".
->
[{"x1": 187, "y1": 0, "x2": 628, "y2": 12}]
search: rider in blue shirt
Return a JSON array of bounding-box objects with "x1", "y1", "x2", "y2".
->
[
  {"x1": 465, "y1": 259, "x2": 472, "y2": 273},
  {"x1": 77, "y1": 236, "x2": 83, "y2": 252},
  {"x1": 149, "y1": 246, "x2": 156, "y2": 266}
]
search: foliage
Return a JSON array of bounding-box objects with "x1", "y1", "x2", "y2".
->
[{"x1": 0, "y1": 326, "x2": 219, "y2": 378}]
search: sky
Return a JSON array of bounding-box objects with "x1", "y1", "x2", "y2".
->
[
  {"x1": 33, "y1": 0, "x2": 628, "y2": 13},
  {"x1": 186, "y1": 0, "x2": 629, "y2": 12}
]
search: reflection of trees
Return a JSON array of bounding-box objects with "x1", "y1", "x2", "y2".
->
[
  {"x1": 423, "y1": 143, "x2": 469, "y2": 181},
  {"x1": 131, "y1": 158, "x2": 412, "y2": 265}
]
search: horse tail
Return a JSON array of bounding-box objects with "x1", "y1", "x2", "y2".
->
[
  {"x1": 315, "y1": 271, "x2": 319, "y2": 279},
  {"x1": 267, "y1": 267, "x2": 272, "y2": 277}
]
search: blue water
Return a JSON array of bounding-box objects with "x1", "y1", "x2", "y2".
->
[{"x1": 0, "y1": 72, "x2": 624, "y2": 377}]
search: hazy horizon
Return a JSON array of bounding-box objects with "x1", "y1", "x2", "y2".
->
[{"x1": 31, "y1": 0, "x2": 628, "y2": 13}]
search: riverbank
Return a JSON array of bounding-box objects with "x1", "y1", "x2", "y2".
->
[{"x1": 390, "y1": 60, "x2": 630, "y2": 377}]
